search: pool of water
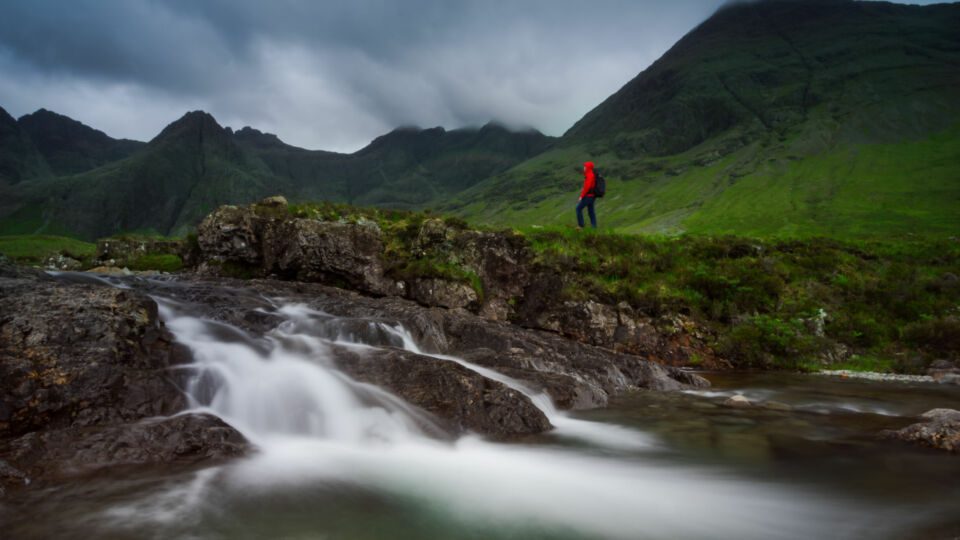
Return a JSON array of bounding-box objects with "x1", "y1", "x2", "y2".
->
[{"x1": 5, "y1": 372, "x2": 958, "y2": 540}]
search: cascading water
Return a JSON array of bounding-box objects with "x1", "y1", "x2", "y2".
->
[{"x1": 89, "y1": 290, "x2": 894, "y2": 540}]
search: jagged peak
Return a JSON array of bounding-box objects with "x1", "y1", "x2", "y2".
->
[
  {"x1": 0, "y1": 105, "x2": 15, "y2": 125},
  {"x1": 151, "y1": 110, "x2": 228, "y2": 144},
  {"x1": 233, "y1": 126, "x2": 289, "y2": 149}
]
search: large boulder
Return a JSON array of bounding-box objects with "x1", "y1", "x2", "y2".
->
[
  {"x1": 883, "y1": 408, "x2": 960, "y2": 453},
  {"x1": 196, "y1": 197, "x2": 396, "y2": 295},
  {"x1": 0, "y1": 270, "x2": 248, "y2": 494},
  {"x1": 197, "y1": 204, "x2": 266, "y2": 265},
  {"x1": 332, "y1": 346, "x2": 551, "y2": 437},
  {"x1": 0, "y1": 278, "x2": 185, "y2": 437},
  {"x1": 265, "y1": 218, "x2": 393, "y2": 294},
  {"x1": 0, "y1": 414, "x2": 247, "y2": 488}
]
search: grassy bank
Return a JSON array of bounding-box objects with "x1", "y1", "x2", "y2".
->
[
  {"x1": 284, "y1": 202, "x2": 960, "y2": 372},
  {"x1": 0, "y1": 235, "x2": 96, "y2": 265},
  {"x1": 3, "y1": 205, "x2": 956, "y2": 373},
  {"x1": 525, "y1": 228, "x2": 959, "y2": 372}
]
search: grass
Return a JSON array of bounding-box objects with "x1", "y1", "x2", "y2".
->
[
  {"x1": 799, "y1": 355, "x2": 896, "y2": 373},
  {"x1": 0, "y1": 235, "x2": 96, "y2": 265},
  {"x1": 125, "y1": 254, "x2": 183, "y2": 273},
  {"x1": 524, "y1": 228, "x2": 960, "y2": 372},
  {"x1": 447, "y1": 122, "x2": 960, "y2": 240}
]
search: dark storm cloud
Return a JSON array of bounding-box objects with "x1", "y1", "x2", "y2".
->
[{"x1": 0, "y1": 0, "x2": 944, "y2": 151}]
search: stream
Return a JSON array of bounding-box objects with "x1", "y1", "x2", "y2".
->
[{"x1": 4, "y1": 276, "x2": 959, "y2": 539}]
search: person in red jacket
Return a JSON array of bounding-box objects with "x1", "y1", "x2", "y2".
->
[{"x1": 576, "y1": 161, "x2": 598, "y2": 229}]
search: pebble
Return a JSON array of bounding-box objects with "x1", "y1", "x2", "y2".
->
[{"x1": 814, "y1": 370, "x2": 935, "y2": 383}]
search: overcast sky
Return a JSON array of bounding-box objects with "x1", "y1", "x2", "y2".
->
[{"x1": 0, "y1": 0, "x2": 949, "y2": 152}]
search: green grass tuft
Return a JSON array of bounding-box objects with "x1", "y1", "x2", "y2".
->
[{"x1": 0, "y1": 235, "x2": 96, "y2": 265}]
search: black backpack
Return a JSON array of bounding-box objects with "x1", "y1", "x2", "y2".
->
[{"x1": 593, "y1": 169, "x2": 607, "y2": 198}]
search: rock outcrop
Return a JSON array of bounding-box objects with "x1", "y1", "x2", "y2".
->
[
  {"x1": 197, "y1": 199, "x2": 397, "y2": 295},
  {"x1": 0, "y1": 266, "x2": 249, "y2": 494},
  {"x1": 883, "y1": 408, "x2": 960, "y2": 453},
  {"x1": 0, "y1": 414, "x2": 246, "y2": 492},
  {"x1": 194, "y1": 198, "x2": 717, "y2": 368},
  {"x1": 237, "y1": 279, "x2": 710, "y2": 411},
  {"x1": 127, "y1": 275, "x2": 708, "y2": 430},
  {"x1": 332, "y1": 346, "x2": 551, "y2": 437}
]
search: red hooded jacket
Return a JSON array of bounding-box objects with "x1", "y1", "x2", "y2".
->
[{"x1": 580, "y1": 161, "x2": 596, "y2": 199}]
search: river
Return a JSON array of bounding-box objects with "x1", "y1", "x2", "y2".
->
[{"x1": 4, "y1": 276, "x2": 959, "y2": 539}]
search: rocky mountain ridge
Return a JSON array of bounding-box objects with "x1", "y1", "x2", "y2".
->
[{"x1": 0, "y1": 107, "x2": 553, "y2": 240}]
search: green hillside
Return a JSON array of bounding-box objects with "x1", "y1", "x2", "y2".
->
[{"x1": 444, "y1": 0, "x2": 960, "y2": 238}]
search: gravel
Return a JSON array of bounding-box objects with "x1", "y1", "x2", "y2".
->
[{"x1": 815, "y1": 370, "x2": 935, "y2": 383}]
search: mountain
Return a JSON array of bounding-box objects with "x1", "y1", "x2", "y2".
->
[
  {"x1": 445, "y1": 0, "x2": 960, "y2": 237},
  {"x1": 17, "y1": 109, "x2": 144, "y2": 176},
  {"x1": 0, "y1": 106, "x2": 50, "y2": 186},
  {"x1": 0, "y1": 110, "x2": 553, "y2": 239},
  {"x1": 1, "y1": 111, "x2": 278, "y2": 238}
]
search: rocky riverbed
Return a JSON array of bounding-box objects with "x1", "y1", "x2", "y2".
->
[{"x1": 0, "y1": 256, "x2": 710, "y2": 497}]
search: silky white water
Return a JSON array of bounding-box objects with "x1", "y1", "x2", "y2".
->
[{"x1": 87, "y1": 296, "x2": 897, "y2": 540}]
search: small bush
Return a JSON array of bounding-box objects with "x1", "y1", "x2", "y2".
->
[
  {"x1": 127, "y1": 254, "x2": 183, "y2": 272},
  {"x1": 903, "y1": 316, "x2": 960, "y2": 355},
  {"x1": 718, "y1": 315, "x2": 826, "y2": 369}
]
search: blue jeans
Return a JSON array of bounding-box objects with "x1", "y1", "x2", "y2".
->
[{"x1": 576, "y1": 197, "x2": 596, "y2": 228}]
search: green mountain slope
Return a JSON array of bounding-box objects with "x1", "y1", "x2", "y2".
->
[{"x1": 445, "y1": 0, "x2": 960, "y2": 237}]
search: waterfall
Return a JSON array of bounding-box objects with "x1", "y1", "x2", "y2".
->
[{"x1": 124, "y1": 293, "x2": 870, "y2": 540}]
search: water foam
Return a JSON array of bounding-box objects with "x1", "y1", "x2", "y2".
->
[{"x1": 113, "y1": 294, "x2": 884, "y2": 539}]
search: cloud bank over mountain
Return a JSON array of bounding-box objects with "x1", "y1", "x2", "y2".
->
[{"x1": 0, "y1": 0, "x2": 944, "y2": 151}]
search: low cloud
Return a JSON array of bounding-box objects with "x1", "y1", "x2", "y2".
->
[{"x1": 1, "y1": 0, "x2": 936, "y2": 151}]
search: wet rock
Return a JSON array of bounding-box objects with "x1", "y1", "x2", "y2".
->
[
  {"x1": 332, "y1": 346, "x2": 551, "y2": 437},
  {"x1": 723, "y1": 394, "x2": 753, "y2": 408},
  {"x1": 0, "y1": 256, "x2": 45, "y2": 279},
  {"x1": 0, "y1": 271, "x2": 235, "y2": 494},
  {"x1": 0, "y1": 414, "x2": 248, "y2": 484},
  {"x1": 237, "y1": 279, "x2": 710, "y2": 411},
  {"x1": 928, "y1": 360, "x2": 960, "y2": 385},
  {"x1": 0, "y1": 278, "x2": 186, "y2": 439},
  {"x1": 0, "y1": 458, "x2": 28, "y2": 496},
  {"x1": 883, "y1": 408, "x2": 960, "y2": 453}
]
